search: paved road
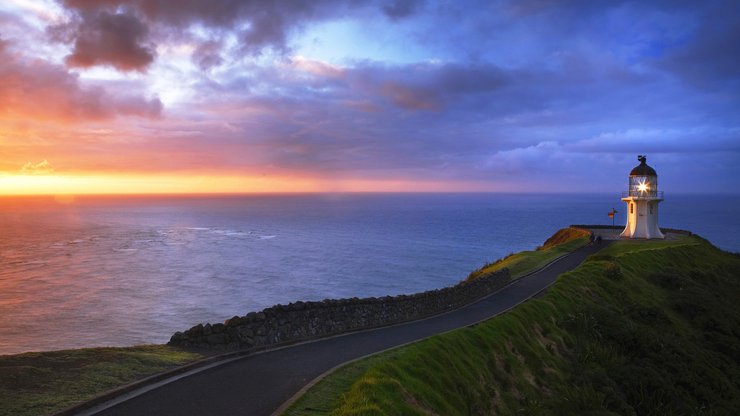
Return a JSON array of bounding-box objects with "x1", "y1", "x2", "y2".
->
[{"x1": 88, "y1": 242, "x2": 608, "y2": 416}]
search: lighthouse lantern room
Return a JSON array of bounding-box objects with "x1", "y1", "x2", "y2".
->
[{"x1": 620, "y1": 155, "x2": 664, "y2": 239}]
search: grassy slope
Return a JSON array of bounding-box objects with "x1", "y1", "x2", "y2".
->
[
  {"x1": 285, "y1": 227, "x2": 590, "y2": 415},
  {"x1": 467, "y1": 227, "x2": 589, "y2": 280},
  {"x1": 286, "y1": 235, "x2": 740, "y2": 415},
  {"x1": 0, "y1": 345, "x2": 205, "y2": 416}
]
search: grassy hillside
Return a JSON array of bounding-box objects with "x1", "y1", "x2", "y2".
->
[
  {"x1": 0, "y1": 346, "x2": 205, "y2": 416},
  {"x1": 467, "y1": 226, "x2": 589, "y2": 280},
  {"x1": 286, "y1": 235, "x2": 740, "y2": 415}
]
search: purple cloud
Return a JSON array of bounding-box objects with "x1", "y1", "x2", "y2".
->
[
  {"x1": 192, "y1": 40, "x2": 223, "y2": 71},
  {"x1": 382, "y1": 0, "x2": 425, "y2": 20},
  {"x1": 657, "y1": 3, "x2": 740, "y2": 90},
  {"x1": 54, "y1": 0, "x2": 352, "y2": 70},
  {"x1": 0, "y1": 38, "x2": 161, "y2": 121},
  {"x1": 62, "y1": 11, "x2": 155, "y2": 71}
]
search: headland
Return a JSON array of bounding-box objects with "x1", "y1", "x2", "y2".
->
[{"x1": 2, "y1": 227, "x2": 737, "y2": 416}]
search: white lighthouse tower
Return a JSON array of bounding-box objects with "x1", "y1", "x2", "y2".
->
[{"x1": 620, "y1": 155, "x2": 664, "y2": 239}]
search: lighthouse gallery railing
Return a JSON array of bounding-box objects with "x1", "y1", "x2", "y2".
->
[{"x1": 621, "y1": 190, "x2": 664, "y2": 199}]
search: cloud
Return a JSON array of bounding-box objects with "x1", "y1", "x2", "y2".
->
[
  {"x1": 343, "y1": 62, "x2": 512, "y2": 112},
  {"x1": 53, "y1": 0, "x2": 352, "y2": 71},
  {"x1": 21, "y1": 160, "x2": 55, "y2": 175},
  {"x1": 382, "y1": 0, "x2": 425, "y2": 20},
  {"x1": 484, "y1": 141, "x2": 566, "y2": 173},
  {"x1": 63, "y1": 11, "x2": 155, "y2": 71},
  {"x1": 381, "y1": 81, "x2": 439, "y2": 110},
  {"x1": 657, "y1": 4, "x2": 740, "y2": 90},
  {"x1": 291, "y1": 56, "x2": 344, "y2": 78},
  {"x1": 192, "y1": 40, "x2": 223, "y2": 71},
  {"x1": 52, "y1": 0, "x2": 431, "y2": 71},
  {"x1": 0, "y1": 38, "x2": 162, "y2": 122},
  {"x1": 569, "y1": 128, "x2": 740, "y2": 154}
]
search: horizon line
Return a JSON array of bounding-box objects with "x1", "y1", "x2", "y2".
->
[{"x1": 1, "y1": 190, "x2": 738, "y2": 198}]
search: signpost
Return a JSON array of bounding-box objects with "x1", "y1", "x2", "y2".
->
[{"x1": 608, "y1": 208, "x2": 618, "y2": 226}]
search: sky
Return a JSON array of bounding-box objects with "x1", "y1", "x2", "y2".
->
[{"x1": 0, "y1": 0, "x2": 738, "y2": 194}]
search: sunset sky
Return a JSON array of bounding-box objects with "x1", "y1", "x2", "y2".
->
[{"x1": 0, "y1": 0, "x2": 738, "y2": 194}]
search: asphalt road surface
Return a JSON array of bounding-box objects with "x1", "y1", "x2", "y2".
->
[{"x1": 87, "y1": 242, "x2": 608, "y2": 416}]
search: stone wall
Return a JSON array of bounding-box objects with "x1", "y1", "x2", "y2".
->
[{"x1": 168, "y1": 268, "x2": 511, "y2": 350}]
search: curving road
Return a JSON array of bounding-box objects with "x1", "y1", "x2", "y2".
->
[{"x1": 81, "y1": 242, "x2": 608, "y2": 416}]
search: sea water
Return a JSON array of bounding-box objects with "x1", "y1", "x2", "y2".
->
[{"x1": 0, "y1": 193, "x2": 737, "y2": 354}]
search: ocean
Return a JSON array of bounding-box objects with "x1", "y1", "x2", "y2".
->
[{"x1": 0, "y1": 193, "x2": 737, "y2": 355}]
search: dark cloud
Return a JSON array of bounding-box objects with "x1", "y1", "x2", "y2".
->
[
  {"x1": 192, "y1": 40, "x2": 223, "y2": 71},
  {"x1": 0, "y1": 39, "x2": 161, "y2": 121},
  {"x1": 63, "y1": 0, "x2": 313, "y2": 28},
  {"x1": 54, "y1": 0, "x2": 433, "y2": 71},
  {"x1": 238, "y1": 8, "x2": 292, "y2": 55},
  {"x1": 503, "y1": 0, "x2": 623, "y2": 17},
  {"x1": 62, "y1": 11, "x2": 155, "y2": 71},
  {"x1": 382, "y1": 0, "x2": 425, "y2": 20},
  {"x1": 54, "y1": 0, "x2": 351, "y2": 70},
  {"x1": 380, "y1": 81, "x2": 439, "y2": 110},
  {"x1": 344, "y1": 62, "x2": 513, "y2": 112},
  {"x1": 658, "y1": 4, "x2": 740, "y2": 90}
]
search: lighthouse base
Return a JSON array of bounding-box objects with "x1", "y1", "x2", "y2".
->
[{"x1": 620, "y1": 197, "x2": 664, "y2": 239}]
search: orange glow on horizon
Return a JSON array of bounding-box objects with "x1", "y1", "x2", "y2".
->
[
  {"x1": 0, "y1": 173, "x2": 319, "y2": 195},
  {"x1": 0, "y1": 173, "x2": 501, "y2": 195}
]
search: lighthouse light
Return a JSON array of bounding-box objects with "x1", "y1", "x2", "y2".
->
[{"x1": 638, "y1": 182, "x2": 649, "y2": 192}]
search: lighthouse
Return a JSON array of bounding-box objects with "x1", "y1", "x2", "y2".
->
[{"x1": 620, "y1": 155, "x2": 664, "y2": 239}]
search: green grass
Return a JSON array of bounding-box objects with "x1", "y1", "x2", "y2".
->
[
  {"x1": 0, "y1": 345, "x2": 205, "y2": 416},
  {"x1": 286, "y1": 227, "x2": 591, "y2": 415},
  {"x1": 467, "y1": 227, "x2": 589, "y2": 279},
  {"x1": 287, "y1": 228, "x2": 592, "y2": 415},
  {"x1": 285, "y1": 234, "x2": 740, "y2": 415}
]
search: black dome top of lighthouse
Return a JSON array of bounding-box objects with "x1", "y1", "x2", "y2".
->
[{"x1": 630, "y1": 155, "x2": 657, "y2": 176}]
